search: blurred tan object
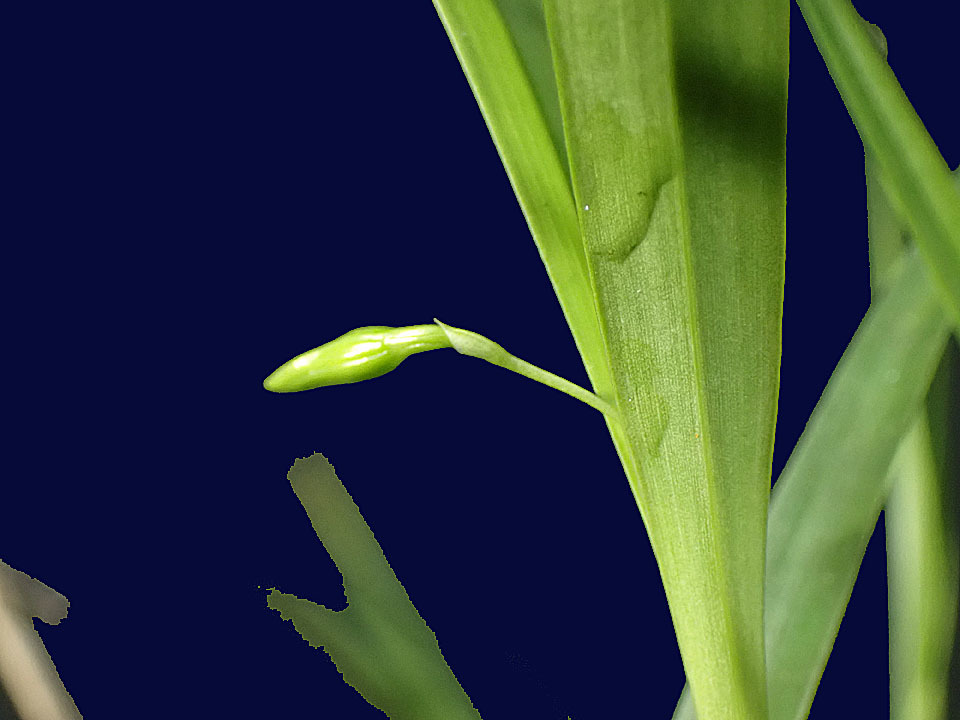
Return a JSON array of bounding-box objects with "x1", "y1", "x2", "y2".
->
[{"x1": 0, "y1": 561, "x2": 81, "y2": 720}]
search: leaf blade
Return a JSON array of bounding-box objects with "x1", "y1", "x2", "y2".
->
[
  {"x1": 430, "y1": 0, "x2": 613, "y2": 399},
  {"x1": 871, "y1": 144, "x2": 960, "y2": 720},
  {"x1": 267, "y1": 454, "x2": 482, "y2": 720},
  {"x1": 886, "y1": 409, "x2": 959, "y2": 720},
  {"x1": 765, "y1": 255, "x2": 948, "y2": 720},
  {"x1": 543, "y1": 1, "x2": 788, "y2": 717},
  {"x1": 796, "y1": 0, "x2": 960, "y2": 324},
  {"x1": 674, "y1": 250, "x2": 951, "y2": 720}
]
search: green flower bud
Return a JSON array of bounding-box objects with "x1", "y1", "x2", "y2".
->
[
  {"x1": 264, "y1": 320, "x2": 615, "y2": 417},
  {"x1": 263, "y1": 325, "x2": 450, "y2": 393}
]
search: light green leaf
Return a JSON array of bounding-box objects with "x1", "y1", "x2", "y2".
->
[
  {"x1": 796, "y1": 0, "x2": 960, "y2": 323},
  {"x1": 886, "y1": 405, "x2": 959, "y2": 720},
  {"x1": 430, "y1": 0, "x2": 613, "y2": 400},
  {"x1": 674, "y1": 251, "x2": 951, "y2": 720},
  {"x1": 865, "y1": 151, "x2": 905, "y2": 293},
  {"x1": 870, "y1": 145, "x2": 960, "y2": 720},
  {"x1": 267, "y1": 454, "x2": 482, "y2": 720},
  {"x1": 487, "y1": 0, "x2": 567, "y2": 167},
  {"x1": 543, "y1": 1, "x2": 788, "y2": 718}
]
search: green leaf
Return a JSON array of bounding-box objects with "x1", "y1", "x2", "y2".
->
[
  {"x1": 542, "y1": 1, "x2": 788, "y2": 718},
  {"x1": 870, "y1": 147, "x2": 960, "y2": 720},
  {"x1": 886, "y1": 404, "x2": 959, "y2": 720},
  {"x1": 267, "y1": 454, "x2": 482, "y2": 720},
  {"x1": 487, "y1": 0, "x2": 567, "y2": 167},
  {"x1": 434, "y1": 319, "x2": 616, "y2": 415},
  {"x1": 673, "y1": 251, "x2": 951, "y2": 720},
  {"x1": 795, "y1": 0, "x2": 960, "y2": 324},
  {"x1": 430, "y1": 0, "x2": 613, "y2": 401}
]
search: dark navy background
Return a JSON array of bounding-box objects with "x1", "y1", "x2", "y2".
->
[{"x1": 4, "y1": 2, "x2": 956, "y2": 718}]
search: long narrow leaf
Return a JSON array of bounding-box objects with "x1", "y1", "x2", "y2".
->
[
  {"x1": 267, "y1": 454, "x2": 482, "y2": 720},
  {"x1": 795, "y1": 0, "x2": 960, "y2": 323},
  {"x1": 766, "y1": 274, "x2": 947, "y2": 720},
  {"x1": 430, "y1": 0, "x2": 613, "y2": 399},
  {"x1": 543, "y1": 2, "x2": 788, "y2": 718},
  {"x1": 873, "y1": 155, "x2": 960, "y2": 720},
  {"x1": 674, "y1": 250, "x2": 951, "y2": 720},
  {"x1": 886, "y1": 409, "x2": 959, "y2": 720}
]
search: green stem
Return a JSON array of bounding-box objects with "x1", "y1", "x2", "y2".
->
[{"x1": 433, "y1": 320, "x2": 617, "y2": 417}]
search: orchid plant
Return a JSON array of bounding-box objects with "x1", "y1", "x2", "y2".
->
[{"x1": 264, "y1": 2, "x2": 959, "y2": 719}]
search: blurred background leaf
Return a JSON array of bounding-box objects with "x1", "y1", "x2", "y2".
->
[
  {"x1": 869, "y1": 139, "x2": 959, "y2": 720},
  {"x1": 796, "y1": 0, "x2": 960, "y2": 322},
  {"x1": 674, "y1": 249, "x2": 950, "y2": 720},
  {"x1": 267, "y1": 454, "x2": 482, "y2": 720}
]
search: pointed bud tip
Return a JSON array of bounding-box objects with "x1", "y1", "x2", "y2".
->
[
  {"x1": 263, "y1": 372, "x2": 282, "y2": 393},
  {"x1": 263, "y1": 361, "x2": 317, "y2": 393}
]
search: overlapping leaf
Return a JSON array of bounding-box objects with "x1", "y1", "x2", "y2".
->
[
  {"x1": 871, "y1": 157, "x2": 959, "y2": 720},
  {"x1": 673, "y1": 251, "x2": 951, "y2": 720},
  {"x1": 430, "y1": 0, "x2": 612, "y2": 398},
  {"x1": 436, "y1": 1, "x2": 789, "y2": 717},
  {"x1": 796, "y1": 0, "x2": 960, "y2": 323},
  {"x1": 674, "y1": 8, "x2": 960, "y2": 718},
  {"x1": 542, "y1": 2, "x2": 787, "y2": 717}
]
